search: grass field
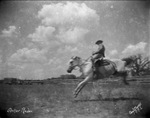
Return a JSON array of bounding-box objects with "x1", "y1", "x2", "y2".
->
[{"x1": 0, "y1": 78, "x2": 150, "y2": 118}]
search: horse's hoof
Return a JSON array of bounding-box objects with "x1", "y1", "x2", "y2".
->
[
  {"x1": 124, "y1": 82, "x2": 129, "y2": 85},
  {"x1": 126, "y1": 82, "x2": 129, "y2": 85},
  {"x1": 74, "y1": 94, "x2": 77, "y2": 98},
  {"x1": 73, "y1": 92, "x2": 76, "y2": 97},
  {"x1": 73, "y1": 93, "x2": 77, "y2": 98}
]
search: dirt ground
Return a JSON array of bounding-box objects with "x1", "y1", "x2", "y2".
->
[{"x1": 0, "y1": 78, "x2": 150, "y2": 118}]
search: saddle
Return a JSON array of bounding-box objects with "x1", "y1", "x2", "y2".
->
[
  {"x1": 92, "y1": 58, "x2": 117, "y2": 80},
  {"x1": 94, "y1": 59, "x2": 111, "y2": 67}
]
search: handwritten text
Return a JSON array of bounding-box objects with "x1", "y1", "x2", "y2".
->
[
  {"x1": 129, "y1": 102, "x2": 142, "y2": 115},
  {"x1": 7, "y1": 107, "x2": 32, "y2": 114}
]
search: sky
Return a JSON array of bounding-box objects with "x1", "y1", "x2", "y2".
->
[{"x1": 0, "y1": 1, "x2": 149, "y2": 80}]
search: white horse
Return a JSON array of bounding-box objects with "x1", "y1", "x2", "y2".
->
[{"x1": 67, "y1": 56, "x2": 134, "y2": 98}]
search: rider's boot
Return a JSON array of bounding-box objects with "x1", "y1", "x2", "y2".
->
[
  {"x1": 91, "y1": 58, "x2": 96, "y2": 72},
  {"x1": 93, "y1": 65, "x2": 100, "y2": 79}
]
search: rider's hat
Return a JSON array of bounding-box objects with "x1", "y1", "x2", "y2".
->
[{"x1": 95, "y1": 40, "x2": 103, "y2": 44}]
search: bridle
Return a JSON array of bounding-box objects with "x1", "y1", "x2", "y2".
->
[
  {"x1": 73, "y1": 56, "x2": 92, "y2": 69},
  {"x1": 69, "y1": 56, "x2": 93, "y2": 71}
]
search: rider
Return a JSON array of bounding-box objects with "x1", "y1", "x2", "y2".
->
[{"x1": 92, "y1": 40, "x2": 105, "y2": 73}]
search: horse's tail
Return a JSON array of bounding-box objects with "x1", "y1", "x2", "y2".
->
[{"x1": 121, "y1": 56, "x2": 134, "y2": 66}]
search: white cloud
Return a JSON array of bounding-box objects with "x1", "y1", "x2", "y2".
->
[
  {"x1": 8, "y1": 48, "x2": 47, "y2": 64},
  {"x1": 109, "y1": 49, "x2": 118, "y2": 56},
  {"x1": 122, "y1": 42, "x2": 147, "y2": 57},
  {"x1": 70, "y1": 47, "x2": 79, "y2": 52},
  {"x1": 33, "y1": 69, "x2": 44, "y2": 80},
  {"x1": 38, "y1": 2, "x2": 99, "y2": 28},
  {"x1": 0, "y1": 53, "x2": 2, "y2": 78},
  {"x1": 56, "y1": 27, "x2": 89, "y2": 44},
  {"x1": 0, "y1": 52, "x2": 2, "y2": 64},
  {"x1": 31, "y1": 2, "x2": 99, "y2": 44},
  {"x1": 28, "y1": 25, "x2": 55, "y2": 45},
  {"x1": 6, "y1": 62, "x2": 47, "y2": 80},
  {"x1": 48, "y1": 57, "x2": 62, "y2": 65},
  {"x1": 57, "y1": 45, "x2": 79, "y2": 54},
  {"x1": 0, "y1": 26, "x2": 19, "y2": 46},
  {"x1": 1, "y1": 26, "x2": 17, "y2": 38}
]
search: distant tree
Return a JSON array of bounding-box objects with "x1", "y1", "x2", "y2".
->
[
  {"x1": 60, "y1": 74, "x2": 76, "y2": 79},
  {"x1": 128, "y1": 54, "x2": 150, "y2": 76},
  {"x1": 69, "y1": 74, "x2": 76, "y2": 79},
  {"x1": 76, "y1": 74, "x2": 84, "y2": 79}
]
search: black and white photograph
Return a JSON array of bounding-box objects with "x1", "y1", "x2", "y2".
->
[{"x1": 0, "y1": 0, "x2": 150, "y2": 118}]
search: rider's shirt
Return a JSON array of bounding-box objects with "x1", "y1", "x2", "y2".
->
[{"x1": 95, "y1": 44, "x2": 105, "y2": 57}]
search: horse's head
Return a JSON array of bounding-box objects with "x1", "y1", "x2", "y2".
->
[{"x1": 67, "y1": 56, "x2": 81, "y2": 73}]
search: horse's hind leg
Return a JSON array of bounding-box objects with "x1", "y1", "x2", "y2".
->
[
  {"x1": 122, "y1": 71, "x2": 129, "y2": 85},
  {"x1": 114, "y1": 71, "x2": 129, "y2": 85}
]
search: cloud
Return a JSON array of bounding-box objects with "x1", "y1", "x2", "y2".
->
[
  {"x1": 0, "y1": 53, "x2": 2, "y2": 77},
  {"x1": 48, "y1": 57, "x2": 62, "y2": 65},
  {"x1": 0, "y1": 26, "x2": 19, "y2": 46},
  {"x1": 57, "y1": 45, "x2": 79, "y2": 54},
  {"x1": 56, "y1": 27, "x2": 89, "y2": 44},
  {"x1": 109, "y1": 49, "x2": 118, "y2": 56},
  {"x1": 122, "y1": 42, "x2": 147, "y2": 57},
  {"x1": 0, "y1": 51, "x2": 2, "y2": 64},
  {"x1": 29, "y1": 2, "x2": 100, "y2": 44},
  {"x1": 1, "y1": 26, "x2": 17, "y2": 38},
  {"x1": 8, "y1": 48, "x2": 47, "y2": 64},
  {"x1": 28, "y1": 25, "x2": 55, "y2": 45},
  {"x1": 33, "y1": 69, "x2": 44, "y2": 80},
  {"x1": 38, "y1": 2, "x2": 99, "y2": 28},
  {"x1": 6, "y1": 48, "x2": 49, "y2": 79}
]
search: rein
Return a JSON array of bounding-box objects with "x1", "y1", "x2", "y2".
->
[
  {"x1": 70, "y1": 56, "x2": 93, "y2": 71},
  {"x1": 85, "y1": 56, "x2": 92, "y2": 62},
  {"x1": 79, "y1": 56, "x2": 92, "y2": 66}
]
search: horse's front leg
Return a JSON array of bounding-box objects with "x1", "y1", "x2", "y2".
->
[
  {"x1": 74, "y1": 81, "x2": 87, "y2": 98},
  {"x1": 74, "y1": 73, "x2": 93, "y2": 98}
]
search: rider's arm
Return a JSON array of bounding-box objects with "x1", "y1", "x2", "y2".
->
[
  {"x1": 92, "y1": 44, "x2": 103, "y2": 55},
  {"x1": 93, "y1": 50, "x2": 100, "y2": 55}
]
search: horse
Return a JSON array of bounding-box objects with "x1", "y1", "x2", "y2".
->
[{"x1": 67, "y1": 56, "x2": 134, "y2": 98}]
